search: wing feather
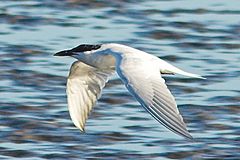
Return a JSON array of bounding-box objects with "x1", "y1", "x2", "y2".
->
[
  {"x1": 116, "y1": 57, "x2": 193, "y2": 139},
  {"x1": 67, "y1": 61, "x2": 113, "y2": 131}
]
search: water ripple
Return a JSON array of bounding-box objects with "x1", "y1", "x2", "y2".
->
[{"x1": 0, "y1": 0, "x2": 239, "y2": 159}]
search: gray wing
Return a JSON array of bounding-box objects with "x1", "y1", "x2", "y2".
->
[
  {"x1": 116, "y1": 58, "x2": 193, "y2": 140},
  {"x1": 67, "y1": 61, "x2": 113, "y2": 131}
]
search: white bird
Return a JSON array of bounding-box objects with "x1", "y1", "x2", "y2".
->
[{"x1": 54, "y1": 43, "x2": 204, "y2": 140}]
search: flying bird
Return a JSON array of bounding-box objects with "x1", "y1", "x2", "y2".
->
[{"x1": 54, "y1": 43, "x2": 204, "y2": 140}]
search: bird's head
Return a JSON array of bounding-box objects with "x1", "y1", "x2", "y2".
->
[{"x1": 54, "y1": 44, "x2": 102, "y2": 58}]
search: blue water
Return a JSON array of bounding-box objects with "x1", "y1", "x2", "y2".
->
[{"x1": 0, "y1": 0, "x2": 240, "y2": 159}]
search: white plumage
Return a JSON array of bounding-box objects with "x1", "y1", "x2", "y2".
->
[
  {"x1": 67, "y1": 61, "x2": 113, "y2": 131},
  {"x1": 55, "y1": 43, "x2": 205, "y2": 140}
]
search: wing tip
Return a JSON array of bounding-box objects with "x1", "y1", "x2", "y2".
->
[
  {"x1": 80, "y1": 128, "x2": 86, "y2": 133},
  {"x1": 183, "y1": 132, "x2": 194, "y2": 141},
  {"x1": 174, "y1": 126, "x2": 194, "y2": 141},
  {"x1": 72, "y1": 120, "x2": 86, "y2": 133},
  {"x1": 78, "y1": 125, "x2": 86, "y2": 133}
]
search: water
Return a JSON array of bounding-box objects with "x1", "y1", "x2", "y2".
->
[{"x1": 0, "y1": 0, "x2": 240, "y2": 159}]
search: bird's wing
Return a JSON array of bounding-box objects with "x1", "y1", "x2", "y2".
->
[
  {"x1": 116, "y1": 57, "x2": 193, "y2": 139},
  {"x1": 67, "y1": 61, "x2": 113, "y2": 131}
]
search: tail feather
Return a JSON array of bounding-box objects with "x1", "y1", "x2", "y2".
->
[
  {"x1": 174, "y1": 69, "x2": 206, "y2": 79},
  {"x1": 159, "y1": 59, "x2": 206, "y2": 79}
]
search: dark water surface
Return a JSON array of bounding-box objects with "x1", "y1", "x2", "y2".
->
[{"x1": 0, "y1": 0, "x2": 240, "y2": 159}]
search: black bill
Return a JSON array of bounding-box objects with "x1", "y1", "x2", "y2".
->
[{"x1": 54, "y1": 50, "x2": 73, "y2": 56}]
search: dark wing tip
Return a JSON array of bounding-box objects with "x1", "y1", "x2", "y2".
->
[{"x1": 183, "y1": 132, "x2": 194, "y2": 141}]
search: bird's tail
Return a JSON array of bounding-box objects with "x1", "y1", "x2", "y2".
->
[{"x1": 159, "y1": 59, "x2": 206, "y2": 79}]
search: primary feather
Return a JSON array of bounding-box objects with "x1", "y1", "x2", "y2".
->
[{"x1": 67, "y1": 61, "x2": 113, "y2": 131}]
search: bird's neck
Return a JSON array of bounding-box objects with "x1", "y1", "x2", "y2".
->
[{"x1": 73, "y1": 51, "x2": 116, "y2": 70}]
